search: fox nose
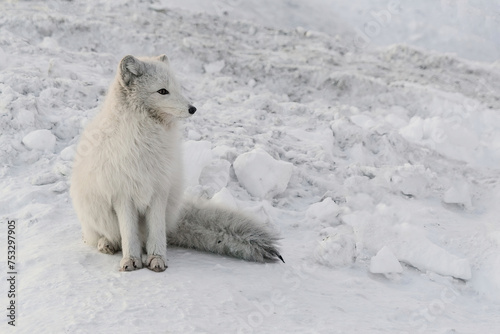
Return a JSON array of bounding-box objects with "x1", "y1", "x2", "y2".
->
[{"x1": 188, "y1": 105, "x2": 197, "y2": 114}]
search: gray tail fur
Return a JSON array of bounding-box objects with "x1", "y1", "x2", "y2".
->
[{"x1": 169, "y1": 200, "x2": 284, "y2": 263}]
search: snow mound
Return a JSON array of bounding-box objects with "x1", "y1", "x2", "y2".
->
[
  {"x1": 471, "y1": 253, "x2": 500, "y2": 302},
  {"x1": 344, "y1": 212, "x2": 472, "y2": 280},
  {"x1": 31, "y1": 172, "x2": 59, "y2": 186},
  {"x1": 22, "y1": 129, "x2": 56, "y2": 152},
  {"x1": 233, "y1": 148, "x2": 293, "y2": 198},
  {"x1": 369, "y1": 246, "x2": 403, "y2": 274},
  {"x1": 210, "y1": 187, "x2": 238, "y2": 209},
  {"x1": 443, "y1": 181, "x2": 472, "y2": 209},
  {"x1": 203, "y1": 60, "x2": 225, "y2": 74},
  {"x1": 60, "y1": 145, "x2": 76, "y2": 161},
  {"x1": 394, "y1": 235, "x2": 472, "y2": 280},
  {"x1": 314, "y1": 226, "x2": 356, "y2": 267},
  {"x1": 389, "y1": 164, "x2": 431, "y2": 198},
  {"x1": 306, "y1": 197, "x2": 341, "y2": 226},
  {"x1": 199, "y1": 158, "x2": 231, "y2": 194}
]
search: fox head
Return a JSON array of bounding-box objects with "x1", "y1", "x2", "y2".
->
[{"x1": 117, "y1": 54, "x2": 196, "y2": 123}]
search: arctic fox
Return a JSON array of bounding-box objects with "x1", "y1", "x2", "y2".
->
[{"x1": 70, "y1": 55, "x2": 283, "y2": 272}]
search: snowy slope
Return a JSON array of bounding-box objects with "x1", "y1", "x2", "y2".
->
[
  {"x1": 157, "y1": 0, "x2": 500, "y2": 62},
  {"x1": 1, "y1": 0, "x2": 500, "y2": 333}
]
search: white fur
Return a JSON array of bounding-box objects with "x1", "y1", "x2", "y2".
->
[{"x1": 70, "y1": 55, "x2": 282, "y2": 272}]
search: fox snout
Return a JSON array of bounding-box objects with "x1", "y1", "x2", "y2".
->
[{"x1": 188, "y1": 105, "x2": 197, "y2": 115}]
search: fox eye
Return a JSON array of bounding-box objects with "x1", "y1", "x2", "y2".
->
[{"x1": 157, "y1": 89, "x2": 169, "y2": 95}]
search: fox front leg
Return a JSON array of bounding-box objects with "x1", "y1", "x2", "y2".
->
[
  {"x1": 144, "y1": 196, "x2": 168, "y2": 272},
  {"x1": 114, "y1": 198, "x2": 143, "y2": 271}
]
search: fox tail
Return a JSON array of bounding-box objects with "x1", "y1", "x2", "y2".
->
[{"x1": 169, "y1": 199, "x2": 284, "y2": 263}]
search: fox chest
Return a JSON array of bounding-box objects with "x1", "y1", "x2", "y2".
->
[{"x1": 102, "y1": 129, "x2": 182, "y2": 205}]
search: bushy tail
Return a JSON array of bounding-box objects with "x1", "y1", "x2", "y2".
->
[{"x1": 169, "y1": 200, "x2": 284, "y2": 263}]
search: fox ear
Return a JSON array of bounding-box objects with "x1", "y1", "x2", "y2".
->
[
  {"x1": 119, "y1": 55, "x2": 145, "y2": 86},
  {"x1": 157, "y1": 54, "x2": 169, "y2": 64}
]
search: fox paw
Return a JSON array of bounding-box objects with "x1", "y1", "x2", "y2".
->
[
  {"x1": 147, "y1": 255, "x2": 167, "y2": 272},
  {"x1": 120, "y1": 257, "x2": 143, "y2": 271},
  {"x1": 97, "y1": 237, "x2": 116, "y2": 255}
]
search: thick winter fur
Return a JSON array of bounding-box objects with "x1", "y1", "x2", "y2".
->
[
  {"x1": 174, "y1": 200, "x2": 282, "y2": 262},
  {"x1": 70, "y1": 55, "x2": 282, "y2": 272}
]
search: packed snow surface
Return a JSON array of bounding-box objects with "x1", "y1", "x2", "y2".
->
[{"x1": 1, "y1": 0, "x2": 500, "y2": 333}]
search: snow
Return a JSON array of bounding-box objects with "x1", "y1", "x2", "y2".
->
[
  {"x1": 233, "y1": 148, "x2": 293, "y2": 198},
  {"x1": 211, "y1": 187, "x2": 238, "y2": 209},
  {"x1": 183, "y1": 140, "x2": 213, "y2": 188},
  {"x1": 21, "y1": 129, "x2": 56, "y2": 152},
  {"x1": 203, "y1": 60, "x2": 226, "y2": 74},
  {"x1": 314, "y1": 225, "x2": 357, "y2": 268},
  {"x1": 343, "y1": 210, "x2": 472, "y2": 280},
  {"x1": 306, "y1": 197, "x2": 341, "y2": 226},
  {"x1": 443, "y1": 181, "x2": 473, "y2": 209},
  {"x1": 1, "y1": 0, "x2": 500, "y2": 333},
  {"x1": 369, "y1": 246, "x2": 403, "y2": 275}
]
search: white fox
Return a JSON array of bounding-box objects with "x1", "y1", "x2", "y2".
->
[{"x1": 70, "y1": 55, "x2": 283, "y2": 272}]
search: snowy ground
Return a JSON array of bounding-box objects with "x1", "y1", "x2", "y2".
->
[{"x1": 1, "y1": 0, "x2": 500, "y2": 333}]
